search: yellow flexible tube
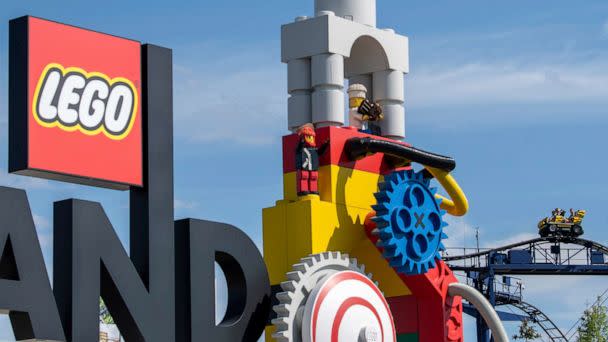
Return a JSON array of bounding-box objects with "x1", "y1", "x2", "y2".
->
[{"x1": 425, "y1": 167, "x2": 469, "y2": 216}]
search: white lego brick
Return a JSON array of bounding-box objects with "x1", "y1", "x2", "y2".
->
[
  {"x1": 373, "y1": 70, "x2": 404, "y2": 102},
  {"x1": 288, "y1": 91, "x2": 312, "y2": 130},
  {"x1": 315, "y1": 0, "x2": 377, "y2": 27},
  {"x1": 282, "y1": 16, "x2": 330, "y2": 63},
  {"x1": 281, "y1": 15, "x2": 409, "y2": 74},
  {"x1": 378, "y1": 103, "x2": 405, "y2": 140},
  {"x1": 312, "y1": 88, "x2": 345, "y2": 126},
  {"x1": 311, "y1": 53, "x2": 344, "y2": 87},
  {"x1": 288, "y1": 58, "x2": 311, "y2": 93}
]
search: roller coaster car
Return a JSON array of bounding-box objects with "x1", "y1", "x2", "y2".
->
[{"x1": 537, "y1": 209, "x2": 586, "y2": 238}]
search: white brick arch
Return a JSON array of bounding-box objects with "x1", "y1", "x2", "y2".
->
[
  {"x1": 282, "y1": 10, "x2": 408, "y2": 139},
  {"x1": 346, "y1": 35, "x2": 389, "y2": 77}
]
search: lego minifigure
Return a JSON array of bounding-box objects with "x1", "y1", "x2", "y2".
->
[
  {"x1": 347, "y1": 84, "x2": 384, "y2": 135},
  {"x1": 551, "y1": 208, "x2": 566, "y2": 223},
  {"x1": 567, "y1": 209, "x2": 586, "y2": 224},
  {"x1": 295, "y1": 124, "x2": 329, "y2": 196}
]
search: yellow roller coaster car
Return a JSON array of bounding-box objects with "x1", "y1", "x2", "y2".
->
[{"x1": 538, "y1": 208, "x2": 586, "y2": 238}]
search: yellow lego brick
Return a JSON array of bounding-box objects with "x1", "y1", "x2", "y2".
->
[
  {"x1": 297, "y1": 196, "x2": 366, "y2": 259},
  {"x1": 262, "y1": 202, "x2": 288, "y2": 285},
  {"x1": 262, "y1": 196, "x2": 410, "y2": 296},
  {"x1": 283, "y1": 165, "x2": 382, "y2": 210},
  {"x1": 265, "y1": 326, "x2": 275, "y2": 341},
  {"x1": 285, "y1": 198, "x2": 314, "y2": 273},
  {"x1": 350, "y1": 237, "x2": 411, "y2": 297},
  {"x1": 282, "y1": 171, "x2": 296, "y2": 201}
]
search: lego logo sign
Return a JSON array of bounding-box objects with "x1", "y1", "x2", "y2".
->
[
  {"x1": 34, "y1": 63, "x2": 138, "y2": 140},
  {"x1": 10, "y1": 17, "x2": 143, "y2": 189}
]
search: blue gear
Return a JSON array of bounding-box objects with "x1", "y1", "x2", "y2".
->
[{"x1": 372, "y1": 169, "x2": 448, "y2": 275}]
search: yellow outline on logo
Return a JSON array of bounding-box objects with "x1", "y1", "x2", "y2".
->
[{"x1": 32, "y1": 63, "x2": 139, "y2": 141}]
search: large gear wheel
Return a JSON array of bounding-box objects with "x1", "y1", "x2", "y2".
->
[
  {"x1": 372, "y1": 169, "x2": 448, "y2": 275},
  {"x1": 272, "y1": 252, "x2": 395, "y2": 342}
]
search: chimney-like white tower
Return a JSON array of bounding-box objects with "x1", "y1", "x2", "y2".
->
[
  {"x1": 282, "y1": 0, "x2": 409, "y2": 140},
  {"x1": 314, "y1": 0, "x2": 376, "y2": 27}
]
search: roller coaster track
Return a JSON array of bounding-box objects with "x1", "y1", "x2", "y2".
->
[
  {"x1": 500, "y1": 298, "x2": 567, "y2": 341},
  {"x1": 444, "y1": 235, "x2": 608, "y2": 341},
  {"x1": 444, "y1": 236, "x2": 608, "y2": 262},
  {"x1": 462, "y1": 280, "x2": 569, "y2": 341}
]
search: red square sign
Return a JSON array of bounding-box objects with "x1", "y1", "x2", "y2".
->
[{"x1": 9, "y1": 16, "x2": 143, "y2": 189}]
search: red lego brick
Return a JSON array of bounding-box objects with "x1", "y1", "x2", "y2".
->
[
  {"x1": 283, "y1": 126, "x2": 411, "y2": 175},
  {"x1": 387, "y1": 295, "x2": 419, "y2": 335},
  {"x1": 365, "y1": 218, "x2": 464, "y2": 342},
  {"x1": 401, "y1": 263, "x2": 463, "y2": 342}
]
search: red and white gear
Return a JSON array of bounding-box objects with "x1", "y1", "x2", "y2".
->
[
  {"x1": 272, "y1": 252, "x2": 396, "y2": 342},
  {"x1": 302, "y1": 270, "x2": 395, "y2": 342}
]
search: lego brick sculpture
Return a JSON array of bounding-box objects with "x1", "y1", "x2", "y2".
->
[{"x1": 264, "y1": 1, "x2": 471, "y2": 341}]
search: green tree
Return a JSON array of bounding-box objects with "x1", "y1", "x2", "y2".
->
[
  {"x1": 99, "y1": 298, "x2": 114, "y2": 324},
  {"x1": 513, "y1": 319, "x2": 541, "y2": 341},
  {"x1": 578, "y1": 299, "x2": 608, "y2": 342}
]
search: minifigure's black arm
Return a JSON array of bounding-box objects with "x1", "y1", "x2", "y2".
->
[
  {"x1": 317, "y1": 140, "x2": 330, "y2": 156},
  {"x1": 345, "y1": 137, "x2": 456, "y2": 172}
]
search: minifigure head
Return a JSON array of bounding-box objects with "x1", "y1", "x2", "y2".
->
[
  {"x1": 297, "y1": 123, "x2": 316, "y2": 147},
  {"x1": 348, "y1": 83, "x2": 367, "y2": 109}
]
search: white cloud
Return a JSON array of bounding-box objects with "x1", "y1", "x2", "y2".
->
[
  {"x1": 173, "y1": 58, "x2": 608, "y2": 145},
  {"x1": 33, "y1": 214, "x2": 52, "y2": 248},
  {"x1": 443, "y1": 215, "x2": 477, "y2": 248},
  {"x1": 169, "y1": 31, "x2": 608, "y2": 145},
  {"x1": 516, "y1": 276, "x2": 607, "y2": 335},
  {"x1": 174, "y1": 198, "x2": 199, "y2": 210},
  {"x1": 445, "y1": 214, "x2": 599, "y2": 255},
  {"x1": 33, "y1": 214, "x2": 50, "y2": 230},
  {"x1": 442, "y1": 216, "x2": 537, "y2": 252},
  {"x1": 36, "y1": 234, "x2": 52, "y2": 250},
  {"x1": 0, "y1": 170, "x2": 53, "y2": 190},
  {"x1": 486, "y1": 232, "x2": 539, "y2": 248},
  {"x1": 407, "y1": 61, "x2": 608, "y2": 110},
  {"x1": 173, "y1": 55, "x2": 286, "y2": 146}
]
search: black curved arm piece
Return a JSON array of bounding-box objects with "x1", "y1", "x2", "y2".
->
[{"x1": 345, "y1": 137, "x2": 456, "y2": 172}]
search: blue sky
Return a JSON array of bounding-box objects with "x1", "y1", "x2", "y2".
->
[{"x1": 1, "y1": 0, "x2": 608, "y2": 340}]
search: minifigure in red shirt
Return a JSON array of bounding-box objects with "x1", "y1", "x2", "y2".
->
[{"x1": 295, "y1": 124, "x2": 329, "y2": 196}]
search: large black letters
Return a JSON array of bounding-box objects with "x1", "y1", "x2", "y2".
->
[
  {"x1": 0, "y1": 187, "x2": 65, "y2": 341},
  {"x1": 2, "y1": 37, "x2": 272, "y2": 341},
  {"x1": 175, "y1": 219, "x2": 271, "y2": 341},
  {"x1": 53, "y1": 45, "x2": 175, "y2": 342},
  {"x1": 54, "y1": 199, "x2": 174, "y2": 341}
]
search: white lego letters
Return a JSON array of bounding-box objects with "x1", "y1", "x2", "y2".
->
[
  {"x1": 35, "y1": 64, "x2": 136, "y2": 138},
  {"x1": 57, "y1": 73, "x2": 85, "y2": 125},
  {"x1": 104, "y1": 84, "x2": 134, "y2": 135},
  {"x1": 79, "y1": 79, "x2": 109, "y2": 129},
  {"x1": 37, "y1": 69, "x2": 61, "y2": 121}
]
